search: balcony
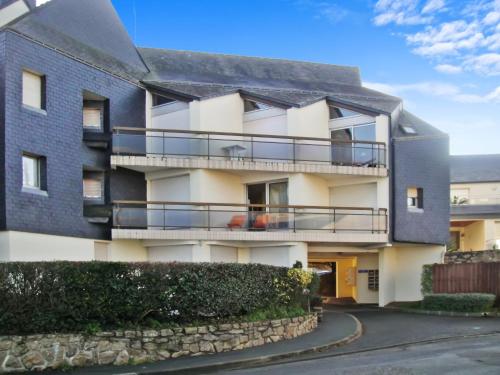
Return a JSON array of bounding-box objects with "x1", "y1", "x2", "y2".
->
[
  {"x1": 112, "y1": 201, "x2": 388, "y2": 243},
  {"x1": 111, "y1": 128, "x2": 387, "y2": 176},
  {"x1": 451, "y1": 197, "x2": 500, "y2": 218}
]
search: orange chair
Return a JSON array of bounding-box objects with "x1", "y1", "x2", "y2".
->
[
  {"x1": 253, "y1": 214, "x2": 269, "y2": 229},
  {"x1": 227, "y1": 215, "x2": 246, "y2": 230}
]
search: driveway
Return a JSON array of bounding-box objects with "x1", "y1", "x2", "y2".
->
[
  {"x1": 216, "y1": 305, "x2": 500, "y2": 374},
  {"x1": 218, "y1": 333, "x2": 500, "y2": 374}
]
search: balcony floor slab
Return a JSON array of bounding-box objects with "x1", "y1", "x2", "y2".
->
[
  {"x1": 112, "y1": 229, "x2": 388, "y2": 243},
  {"x1": 111, "y1": 156, "x2": 388, "y2": 176}
]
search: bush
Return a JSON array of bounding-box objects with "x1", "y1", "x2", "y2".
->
[
  {"x1": 421, "y1": 293, "x2": 496, "y2": 312},
  {"x1": 0, "y1": 262, "x2": 306, "y2": 335},
  {"x1": 421, "y1": 264, "x2": 433, "y2": 295}
]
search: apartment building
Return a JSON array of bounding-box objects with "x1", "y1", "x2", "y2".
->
[
  {"x1": 449, "y1": 155, "x2": 500, "y2": 251},
  {"x1": 0, "y1": 0, "x2": 449, "y2": 306}
]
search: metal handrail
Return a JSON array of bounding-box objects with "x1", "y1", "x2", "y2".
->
[
  {"x1": 113, "y1": 200, "x2": 388, "y2": 211},
  {"x1": 113, "y1": 126, "x2": 386, "y2": 146},
  {"x1": 112, "y1": 201, "x2": 388, "y2": 233}
]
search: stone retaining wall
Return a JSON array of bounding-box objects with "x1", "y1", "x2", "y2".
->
[
  {"x1": 444, "y1": 250, "x2": 500, "y2": 264},
  {"x1": 0, "y1": 314, "x2": 317, "y2": 373}
]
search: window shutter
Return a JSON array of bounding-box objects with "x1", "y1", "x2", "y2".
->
[
  {"x1": 83, "y1": 178, "x2": 102, "y2": 198},
  {"x1": 22, "y1": 71, "x2": 42, "y2": 109},
  {"x1": 83, "y1": 108, "x2": 102, "y2": 129}
]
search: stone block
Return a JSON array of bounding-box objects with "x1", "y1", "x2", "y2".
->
[
  {"x1": 113, "y1": 350, "x2": 129, "y2": 366},
  {"x1": 21, "y1": 351, "x2": 46, "y2": 370},
  {"x1": 98, "y1": 351, "x2": 117, "y2": 365},
  {"x1": 184, "y1": 327, "x2": 197, "y2": 335},
  {"x1": 160, "y1": 329, "x2": 174, "y2": 337},
  {"x1": 71, "y1": 351, "x2": 94, "y2": 367}
]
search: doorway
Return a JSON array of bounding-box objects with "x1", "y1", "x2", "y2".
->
[{"x1": 310, "y1": 262, "x2": 337, "y2": 297}]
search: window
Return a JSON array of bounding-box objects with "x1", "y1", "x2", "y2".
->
[
  {"x1": 152, "y1": 94, "x2": 175, "y2": 107},
  {"x1": 331, "y1": 123, "x2": 377, "y2": 166},
  {"x1": 83, "y1": 172, "x2": 104, "y2": 200},
  {"x1": 329, "y1": 106, "x2": 360, "y2": 119},
  {"x1": 22, "y1": 154, "x2": 40, "y2": 188},
  {"x1": 407, "y1": 187, "x2": 423, "y2": 209},
  {"x1": 83, "y1": 107, "x2": 102, "y2": 130},
  {"x1": 22, "y1": 153, "x2": 46, "y2": 191},
  {"x1": 244, "y1": 99, "x2": 271, "y2": 112},
  {"x1": 22, "y1": 70, "x2": 45, "y2": 110}
]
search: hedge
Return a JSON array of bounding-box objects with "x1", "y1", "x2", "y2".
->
[
  {"x1": 421, "y1": 264, "x2": 433, "y2": 295},
  {"x1": 0, "y1": 262, "x2": 317, "y2": 335},
  {"x1": 421, "y1": 293, "x2": 496, "y2": 312}
]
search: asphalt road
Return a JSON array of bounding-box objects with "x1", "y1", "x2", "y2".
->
[
  {"x1": 216, "y1": 306, "x2": 500, "y2": 375},
  {"x1": 218, "y1": 333, "x2": 500, "y2": 374}
]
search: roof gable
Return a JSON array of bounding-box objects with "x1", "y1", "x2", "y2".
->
[{"x1": 6, "y1": 0, "x2": 148, "y2": 80}]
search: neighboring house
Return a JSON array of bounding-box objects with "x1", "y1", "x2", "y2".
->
[
  {"x1": 449, "y1": 155, "x2": 500, "y2": 251},
  {"x1": 0, "y1": 0, "x2": 450, "y2": 306}
]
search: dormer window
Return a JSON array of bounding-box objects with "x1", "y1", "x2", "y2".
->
[
  {"x1": 152, "y1": 94, "x2": 176, "y2": 107},
  {"x1": 329, "y1": 106, "x2": 360, "y2": 119},
  {"x1": 244, "y1": 100, "x2": 271, "y2": 112}
]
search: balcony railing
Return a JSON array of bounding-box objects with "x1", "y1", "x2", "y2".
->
[
  {"x1": 112, "y1": 128, "x2": 387, "y2": 168},
  {"x1": 113, "y1": 201, "x2": 388, "y2": 233},
  {"x1": 451, "y1": 197, "x2": 500, "y2": 206}
]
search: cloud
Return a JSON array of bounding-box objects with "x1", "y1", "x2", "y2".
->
[
  {"x1": 435, "y1": 64, "x2": 463, "y2": 73},
  {"x1": 373, "y1": 1, "x2": 500, "y2": 76},
  {"x1": 373, "y1": 0, "x2": 434, "y2": 26},
  {"x1": 364, "y1": 81, "x2": 500, "y2": 103},
  {"x1": 483, "y1": 11, "x2": 500, "y2": 25},
  {"x1": 464, "y1": 53, "x2": 500, "y2": 75},
  {"x1": 407, "y1": 20, "x2": 485, "y2": 56},
  {"x1": 422, "y1": 0, "x2": 446, "y2": 14},
  {"x1": 317, "y1": 3, "x2": 349, "y2": 23},
  {"x1": 292, "y1": 1, "x2": 350, "y2": 24}
]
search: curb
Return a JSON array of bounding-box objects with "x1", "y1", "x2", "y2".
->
[
  {"x1": 383, "y1": 306, "x2": 500, "y2": 318},
  {"x1": 135, "y1": 313, "x2": 363, "y2": 374}
]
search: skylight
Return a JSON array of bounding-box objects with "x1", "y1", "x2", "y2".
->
[{"x1": 400, "y1": 125, "x2": 417, "y2": 135}]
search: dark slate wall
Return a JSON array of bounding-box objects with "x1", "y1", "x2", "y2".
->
[
  {"x1": 3, "y1": 31, "x2": 146, "y2": 240},
  {"x1": 0, "y1": 33, "x2": 5, "y2": 229},
  {"x1": 110, "y1": 167, "x2": 146, "y2": 201},
  {"x1": 392, "y1": 136, "x2": 450, "y2": 245}
]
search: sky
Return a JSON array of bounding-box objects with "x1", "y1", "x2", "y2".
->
[{"x1": 111, "y1": 0, "x2": 499, "y2": 155}]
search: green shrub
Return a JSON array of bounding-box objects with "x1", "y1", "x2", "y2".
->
[
  {"x1": 421, "y1": 264, "x2": 434, "y2": 295},
  {"x1": 422, "y1": 293, "x2": 496, "y2": 312},
  {"x1": 0, "y1": 262, "x2": 305, "y2": 335}
]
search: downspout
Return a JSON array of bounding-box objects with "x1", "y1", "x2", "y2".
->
[{"x1": 389, "y1": 115, "x2": 395, "y2": 244}]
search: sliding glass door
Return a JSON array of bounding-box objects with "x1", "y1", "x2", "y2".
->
[{"x1": 247, "y1": 181, "x2": 288, "y2": 229}]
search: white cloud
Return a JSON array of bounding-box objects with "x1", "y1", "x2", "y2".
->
[
  {"x1": 364, "y1": 81, "x2": 500, "y2": 103},
  {"x1": 373, "y1": 0, "x2": 432, "y2": 26},
  {"x1": 407, "y1": 20, "x2": 485, "y2": 56},
  {"x1": 435, "y1": 64, "x2": 463, "y2": 73},
  {"x1": 422, "y1": 0, "x2": 446, "y2": 14},
  {"x1": 464, "y1": 53, "x2": 500, "y2": 75},
  {"x1": 483, "y1": 11, "x2": 500, "y2": 24},
  {"x1": 373, "y1": 0, "x2": 500, "y2": 76}
]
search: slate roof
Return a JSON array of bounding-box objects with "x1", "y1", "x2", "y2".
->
[
  {"x1": 139, "y1": 48, "x2": 362, "y2": 88},
  {"x1": 450, "y1": 154, "x2": 500, "y2": 183},
  {"x1": 4, "y1": 0, "x2": 149, "y2": 81},
  {"x1": 138, "y1": 47, "x2": 403, "y2": 114},
  {"x1": 1, "y1": 0, "x2": 443, "y2": 135},
  {"x1": 394, "y1": 109, "x2": 448, "y2": 139}
]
